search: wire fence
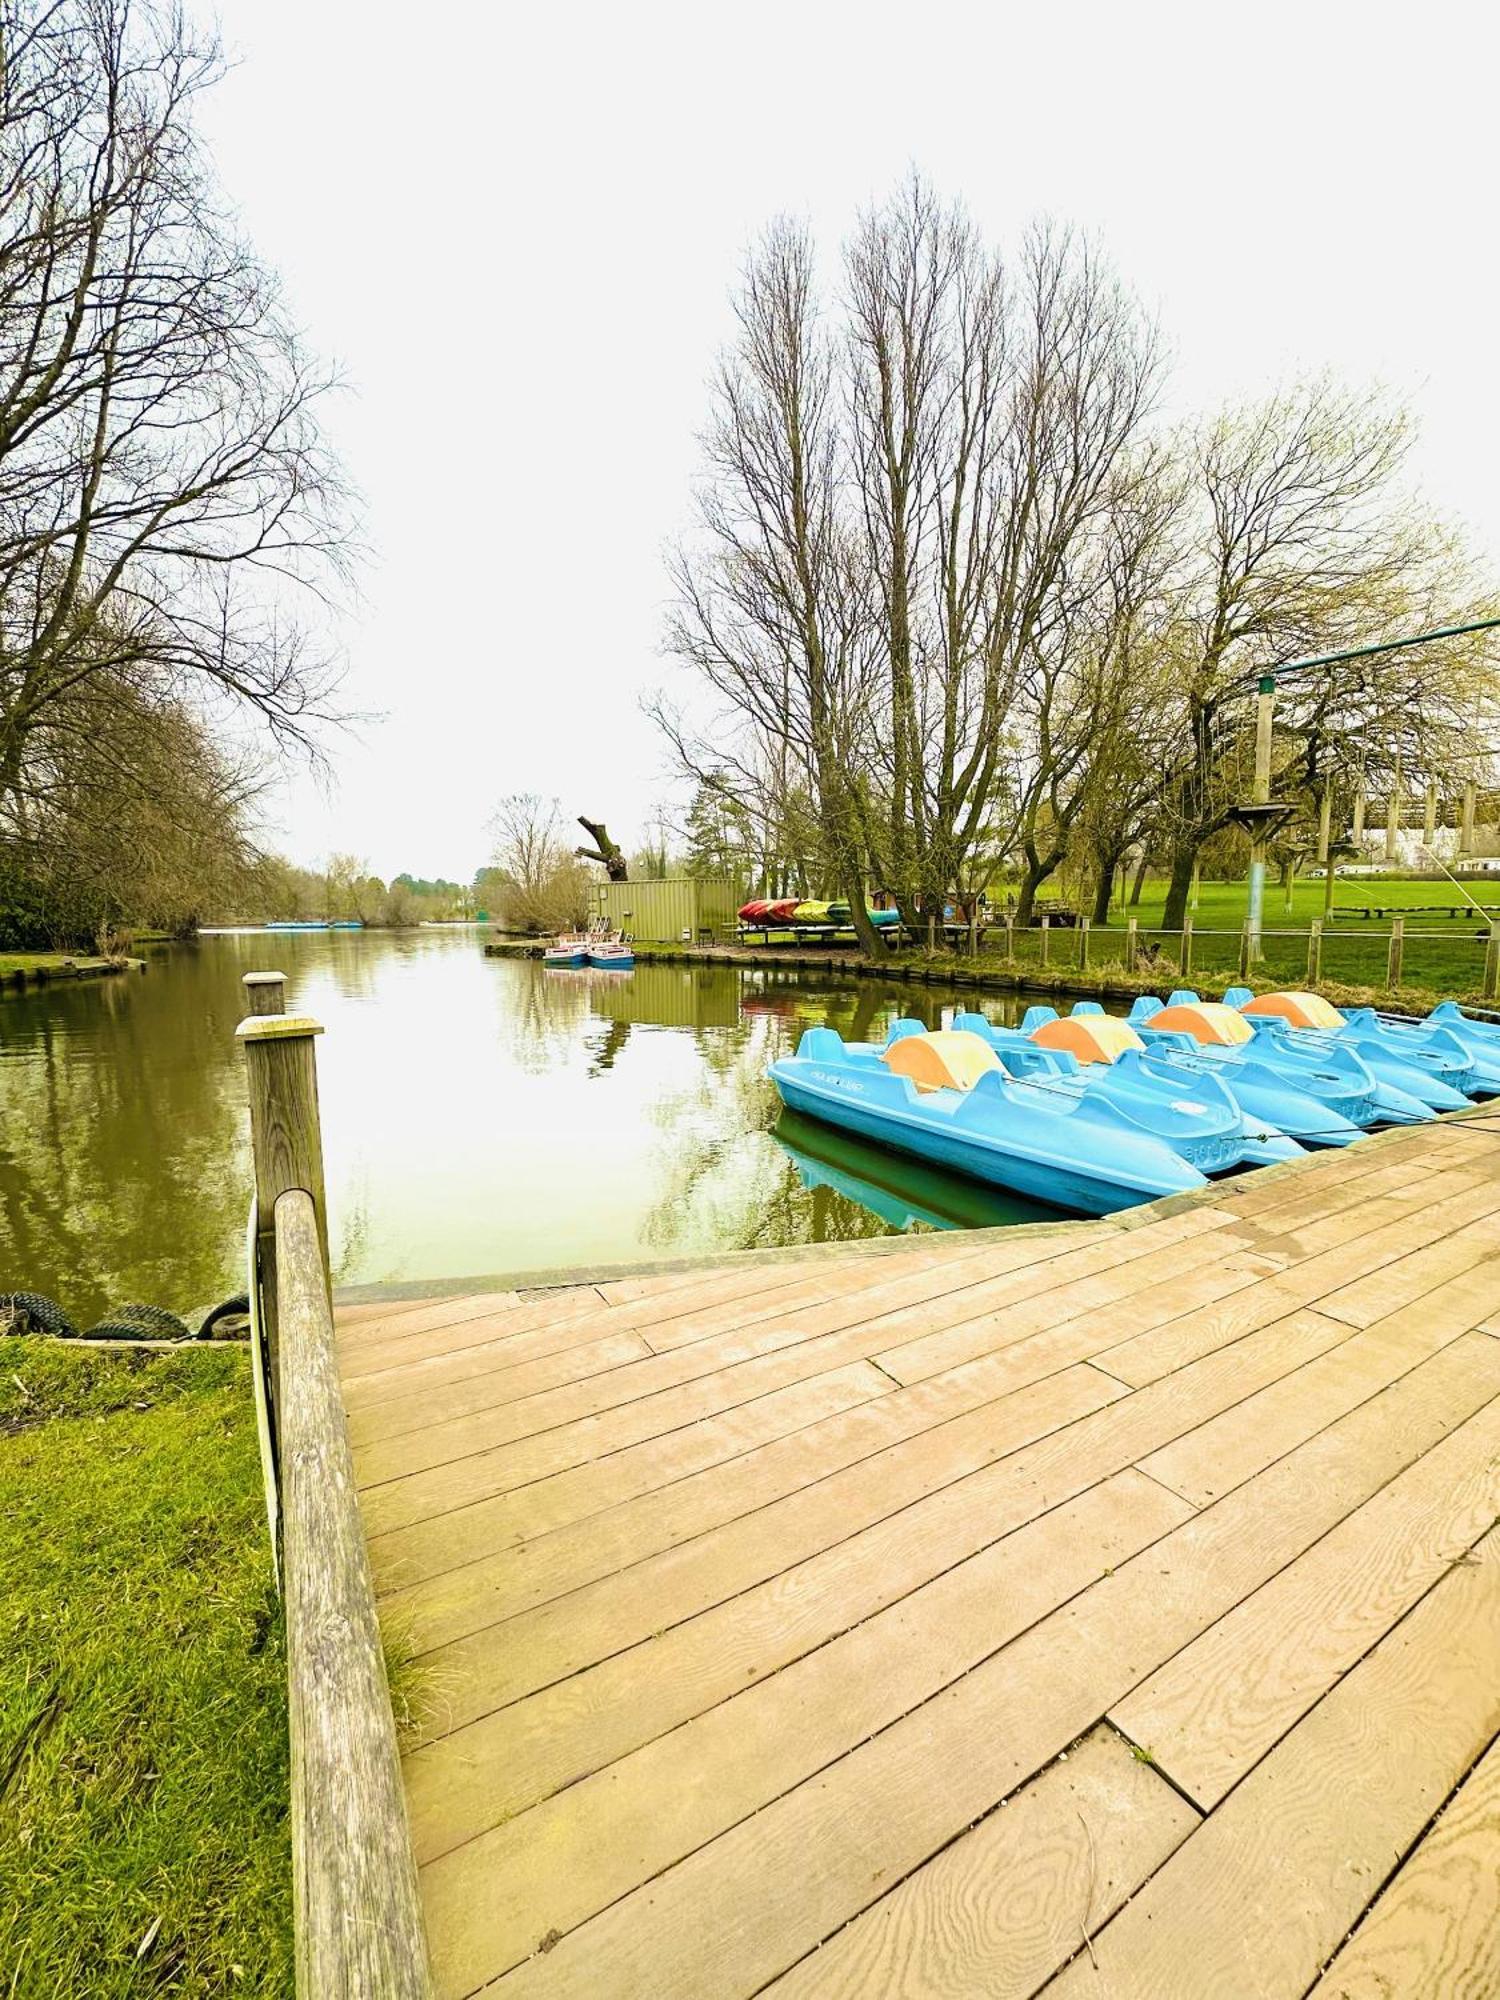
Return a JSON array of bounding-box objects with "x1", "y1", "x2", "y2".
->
[{"x1": 982, "y1": 913, "x2": 1500, "y2": 998}]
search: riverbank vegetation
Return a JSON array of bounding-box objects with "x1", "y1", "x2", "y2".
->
[
  {"x1": 0, "y1": 0, "x2": 352, "y2": 953},
  {"x1": 656, "y1": 176, "x2": 1500, "y2": 950},
  {"x1": 0, "y1": 1341, "x2": 291, "y2": 1995}
]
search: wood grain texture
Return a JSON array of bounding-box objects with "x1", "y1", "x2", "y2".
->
[
  {"x1": 1043, "y1": 1527, "x2": 1500, "y2": 2000},
  {"x1": 1305, "y1": 1732, "x2": 1500, "y2": 2000},
  {"x1": 276, "y1": 1191, "x2": 431, "y2": 1999},
  {"x1": 1114, "y1": 1389, "x2": 1500, "y2": 1805},
  {"x1": 419, "y1": 1473, "x2": 1192, "y2": 1994},
  {"x1": 761, "y1": 1726, "x2": 1198, "y2": 2000},
  {"x1": 399, "y1": 1311, "x2": 1346, "y2": 1845},
  {"x1": 477, "y1": 1336, "x2": 1500, "y2": 2000}
]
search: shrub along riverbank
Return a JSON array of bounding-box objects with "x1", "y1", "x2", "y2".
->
[{"x1": 0, "y1": 1342, "x2": 292, "y2": 1995}]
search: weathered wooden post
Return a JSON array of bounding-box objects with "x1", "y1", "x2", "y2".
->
[
  {"x1": 1125, "y1": 916, "x2": 1139, "y2": 972},
  {"x1": 1003, "y1": 914, "x2": 1015, "y2": 963},
  {"x1": 238, "y1": 1006, "x2": 331, "y2": 1401},
  {"x1": 1238, "y1": 919, "x2": 1252, "y2": 980},
  {"x1": 1077, "y1": 917, "x2": 1090, "y2": 972},
  {"x1": 1386, "y1": 916, "x2": 1404, "y2": 990},
  {"x1": 1485, "y1": 923, "x2": 1500, "y2": 1002},
  {"x1": 1307, "y1": 920, "x2": 1323, "y2": 985},
  {"x1": 1040, "y1": 915, "x2": 1051, "y2": 969},
  {"x1": 244, "y1": 970, "x2": 287, "y2": 1017},
  {"x1": 1181, "y1": 916, "x2": 1194, "y2": 980}
]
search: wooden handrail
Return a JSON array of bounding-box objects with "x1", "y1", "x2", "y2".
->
[{"x1": 274, "y1": 1189, "x2": 432, "y2": 1999}]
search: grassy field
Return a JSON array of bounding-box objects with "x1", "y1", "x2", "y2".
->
[{"x1": 0, "y1": 1341, "x2": 292, "y2": 1997}]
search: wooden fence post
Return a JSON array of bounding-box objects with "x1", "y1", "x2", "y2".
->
[
  {"x1": 244, "y1": 970, "x2": 286, "y2": 1017},
  {"x1": 1004, "y1": 914, "x2": 1015, "y2": 963},
  {"x1": 1077, "y1": 917, "x2": 1090, "y2": 972},
  {"x1": 1386, "y1": 916, "x2": 1404, "y2": 990},
  {"x1": 1125, "y1": 916, "x2": 1139, "y2": 972},
  {"x1": 1238, "y1": 920, "x2": 1252, "y2": 980},
  {"x1": 1040, "y1": 915, "x2": 1050, "y2": 969},
  {"x1": 1486, "y1": 923, "x2": 1500, "y2": 1001},
  {"x1": 1307, "y1": 920, "x2": 1323, "y2": 986},
  {"x1": 237, "y1": 1006, "x2": 331, "y2": 1403},
  {"x1": 1181, "y1": 916, "x2": 1193, "y2": 980}
]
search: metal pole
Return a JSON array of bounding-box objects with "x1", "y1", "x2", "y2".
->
[{"x1": 1246, "y1": 673, "x2": 1274, "y2": 962}]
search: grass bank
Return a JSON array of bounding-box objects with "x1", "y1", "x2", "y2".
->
[
  {"x1": 0, "y1": 952, "x2": 143, "y2": 987},
  {"x1": 0, "y1": 1341, "x2": 291, "y2": 1996}
]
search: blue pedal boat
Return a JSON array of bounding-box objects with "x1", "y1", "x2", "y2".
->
[
  {"x1": 949, "y1": 1011, "x2": 1303, "y2": 1168},
  {"x1": 1217, "y1": 989, "x2": 1479, "y2": 1110},
  {"x1": 1119, "y1": 996, "x2": 1419, "y2": 1137},
  {"x1": 768, "y1": 1026, "x2": 1216, "y2": 1216}
]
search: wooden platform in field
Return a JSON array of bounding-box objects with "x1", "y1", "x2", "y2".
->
[{"x1": 334, "y1": 1109, "x2": 1500, "y2": 2000}]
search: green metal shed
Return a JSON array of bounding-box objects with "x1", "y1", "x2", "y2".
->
[{"x1": 589, "y1": 877, "x2": 742, "y2": 944}]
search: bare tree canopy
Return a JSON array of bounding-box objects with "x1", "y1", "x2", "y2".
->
[
  {"x1": 658, "y1": 175, "x2": 1500, "y2": 938},
  {"x1": 0, "y1": 0, "x2": 353, "y2": 943}
]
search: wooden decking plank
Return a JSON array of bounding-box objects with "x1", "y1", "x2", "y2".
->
[
  {"x1": 477, "y1": 1336, "x2": 1500, "y2": 2000},
  {"x1": 1140, "y1": 1262, "x2": 1500, "y2": 1506},
  {"x1": 338, "y1": 1256, "x2": 903, "y2": 1381},
  {"x1": 874, "y1": 1237, "x2": 1283, "y2": 1386},
  {"x1": 378, "y1": 1336, "x2": 1126, "y2": 1628},
  {"x1": 401, "y1": 1310, "x2": 1348, "y2": 1825},
  {"x1": 1096, "y1": 1179, "x2": 1500, "y2": 1387},
  {"x1": 418, "y1": 1472, "x2": 1193, "y2": 1992},
  {"x1": 760, "y1": 1725, "x2": 1199, "y2": 2000},
  {"x1": 1240, "y1": 1168, "x2": 1487, "y2": 1262},
  {"x1": 1318, "y1": 1208, "x2": 1500, "y2": 1326},
  {"x1": 345, "y1": 1234, "x2": 1118, "y2": 1440},
  {"x1": 365, "y1": 1362, "x2": 896, "y2": 1594},
  {"x1": 349, "y1": 1330, "x2": 660, "y2": 1444},
  {"x1": 1042, "y1": 1526, "x2": 1500, "y2": 1999},
  {"x1": 377, "y1": 1240, "x2": 1325, "y2": 1646},
  {"x1": 351, "y1": 1214, "x2": 1244, "y2": 1488},
  {"x1": 402, "y1": 1361, "x2": 1127, "y2": 1736},
  {"x1": 1112, "y1": 1390, "x2": 1500, "y2": 1807},
  {"x1": 1304, "y1": 1731, "x2": 1500, "y2": 2000},
  {"x1": 335, "y1": 1287, "x2": 526, "y2": 1332}
]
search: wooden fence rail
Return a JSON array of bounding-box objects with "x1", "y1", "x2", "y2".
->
[{"x1": 237, "y1": 976, "x2": 433, "y2": 2000}]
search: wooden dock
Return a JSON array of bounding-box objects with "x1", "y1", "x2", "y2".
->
[{"x1": 333, "y1": 1111, "x2": 1500, "y2": 2000}]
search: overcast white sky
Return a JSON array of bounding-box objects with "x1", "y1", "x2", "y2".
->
[{"x1": 201, "y1": 0, "x2": 1500, "y2": 883}]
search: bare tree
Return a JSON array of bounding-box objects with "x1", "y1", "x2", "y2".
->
[
  {"x1": 489, "y1": 792, "x2": 590, "y2": 933},
  {"x1": 0, "y1": 0, "x2": 351, "y2": 829},
  {"x1": 1153, "y1": 381, "x2": 1483, "y2": 928}
]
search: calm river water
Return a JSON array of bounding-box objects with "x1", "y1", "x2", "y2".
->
[{"x1": 0, "y1": 928, "x2": 1049, "y2": 1325}]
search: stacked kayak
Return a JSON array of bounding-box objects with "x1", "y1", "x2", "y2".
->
[
  {"x1": 737, "y1": 899, "x2": 903, "y2": 931},
  {"x1": 769, "y1": 1022, "x2": 1291, "y2": 1216}
]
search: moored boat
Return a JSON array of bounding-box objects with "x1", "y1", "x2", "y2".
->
[
  {"x1": 543, "y1": 936, "x2": 588, "y2": 968},
  {"x1": 953, "y1": 1010, "x2": 1305, "y2": 1165},
  {"x1": 1224, "y1": 986, "x2": 1500, "y2": 1097},
  {"x1": 768, "y1": 1025, "x2": 1210, "y2": 1215}
]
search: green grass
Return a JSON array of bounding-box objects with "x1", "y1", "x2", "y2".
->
[
  {"x1": 0, "y1": 952, "x2": 121, "y2": 979},
  {"x1": 0, "y1": 1340, "x2": 292, "y2": 1997}
]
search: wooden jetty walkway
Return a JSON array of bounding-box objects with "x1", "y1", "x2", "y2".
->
[{"x1": 330, "y1": 1108, "x2": 1500, "y2": 2000}]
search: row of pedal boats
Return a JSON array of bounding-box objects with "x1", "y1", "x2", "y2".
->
[{"x1": 768, "y1": 988, "x2": 1500, "y2": 1217}]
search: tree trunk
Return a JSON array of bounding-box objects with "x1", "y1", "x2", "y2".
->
[
  {"x1": 1128, "y1": 853, "x2": 1150, "y2": 906},
  {"x1": 1090, "y1": 849, "x2": 1123, "y2": 927},
  {"x1": 575, "y1": 816, "x2": 628, "y2": 881},
  {"x1": 1013, "y1": 847, "x2": 1063, "y2": 928},
  {"x1": 1160, "y1": 840, "x2": 1198, "y2": 931}
]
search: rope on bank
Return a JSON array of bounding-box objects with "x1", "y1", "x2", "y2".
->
[{"x1": 0, "y1": 1291, "x2": 251, "y2": 1341}]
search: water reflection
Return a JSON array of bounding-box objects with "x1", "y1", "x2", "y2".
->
[{"x1": 0, "y1": 931, "x2": 1034, "y2": 1319}]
